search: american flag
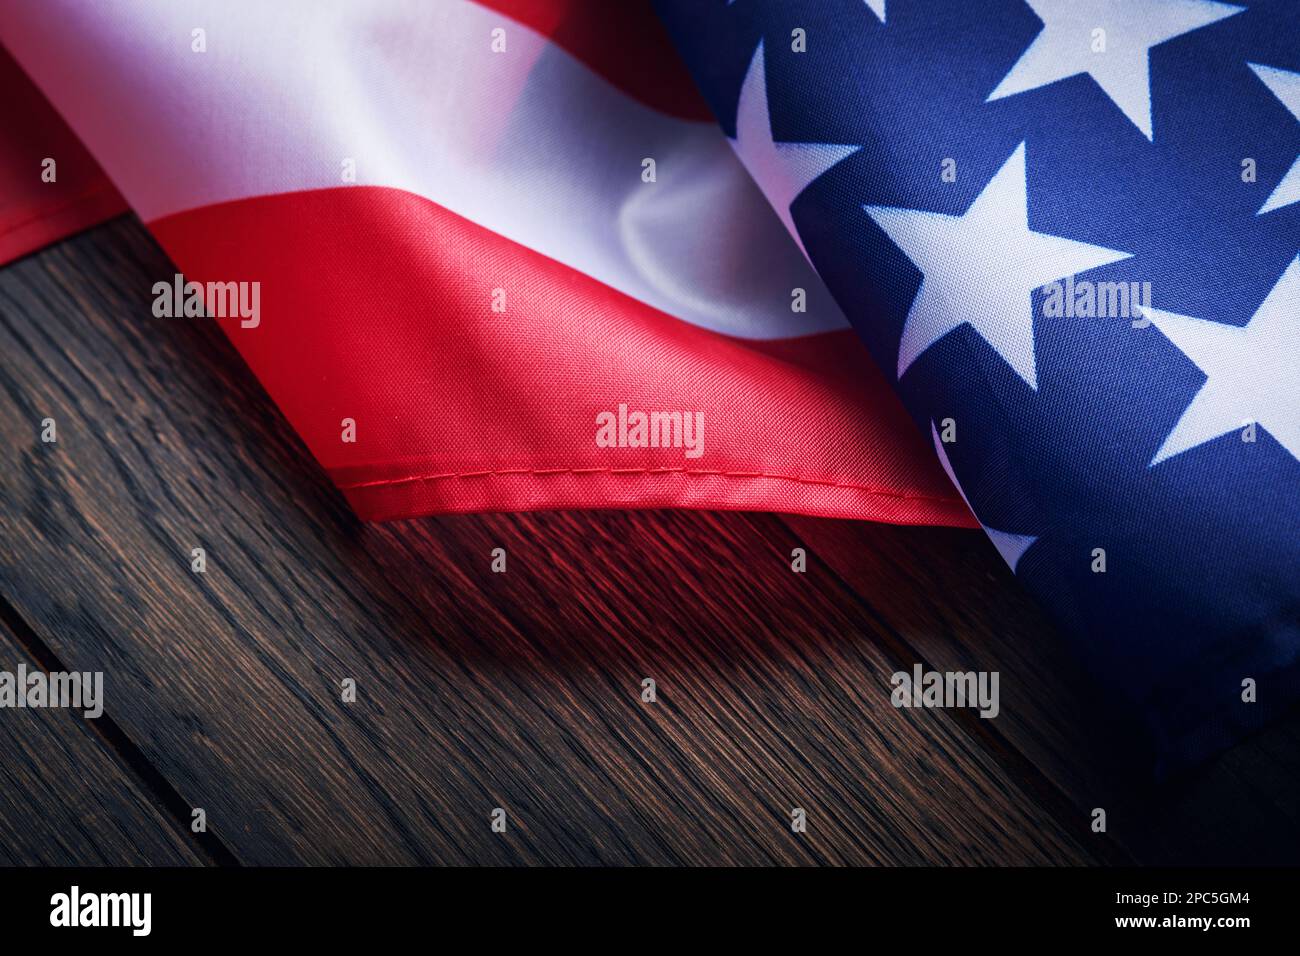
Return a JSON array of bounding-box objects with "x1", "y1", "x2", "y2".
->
[
  {"x1": 657, "y1": 0, "x2": 1300, "y2": 773},
  {"x1": 2, "y1": 0, "x2": 1296, "y2": 774},
  {"x1": 0, "y1": 0, "x2": 973, "y2": 528}
]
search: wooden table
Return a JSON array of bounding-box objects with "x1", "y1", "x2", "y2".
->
[{"x1": 0, "y1": 217, "x2": 1296, "y2": 866}]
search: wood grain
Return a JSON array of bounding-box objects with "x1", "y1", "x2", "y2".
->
[
  {"x1": 781, "y1": 516, "x2": 1112, "y2": 820},
  {"x1": 781, "y1": 513, "x2": 1300, "y2": 865},
  {"x1": 0, "y1": 216, "x2": 1295, "y2": 866},
  {"x1": 0, "y1": 610, "x2": 200, "y2": 865}
]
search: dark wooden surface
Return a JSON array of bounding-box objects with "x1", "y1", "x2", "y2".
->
[{"x1": 0, "y1": 217, "x2": 1297, "y2": 865}]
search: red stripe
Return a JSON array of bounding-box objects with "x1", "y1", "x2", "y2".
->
[
  {"x1": 149, "y1": 185, "x2": 973, "y2": 525},
  {"x1": 466, "y1": 0, "x2": 714, "y2": 121},
  {"x1": 0, "y1": 43, "x2": 125, "y2": 264}
]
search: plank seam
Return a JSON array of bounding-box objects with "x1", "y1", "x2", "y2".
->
[{"x1": 0, "y1": 593, "x2": 240, "y2": 866}]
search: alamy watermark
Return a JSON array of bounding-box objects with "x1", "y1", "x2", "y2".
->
[
  {"x1": 50, "y1": 886, "x2": 150, "y2": 936},
  {"x1": 152, "y1": 273, "x2": 260, "y2": 328},
  {"x1": 0, "y1": 664, "x2": 102, "y2": 718},
  {"x1": 1041, "y1": 274, "x2": 1152, "y2": 325},
  {"x1": 891, "y1": 664, "x2": 999, "y2": 718},
  {"x1": 595, "y1": 403, "x2": 704, "y2": 459}
]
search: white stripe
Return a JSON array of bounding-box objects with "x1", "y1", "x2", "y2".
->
[{"x1": 0, "y1": 0, "x2": 849, "y2": 339}]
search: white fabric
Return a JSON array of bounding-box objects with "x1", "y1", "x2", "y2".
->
[{"x1": 0, "y1": 0, "x2": 850, "y2": 339}]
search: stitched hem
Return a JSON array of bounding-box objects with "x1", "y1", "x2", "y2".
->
[
  {"x1": 0, "y1": 181, "x2": 119, "y2": 239},
  {"x1": 332, "y1": 464, "x2": 967, "y2": 506}
]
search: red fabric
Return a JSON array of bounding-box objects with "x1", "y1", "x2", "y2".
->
[
  {"x1": 0, "y1": 43, "x2": 125, "y2": 265},
  {"x1": 151, "y1": 185, "x2": 976, "y2": 525},
  {"x1": 0, "y1": 2, "x2": 973, "y2": 528},
  {"x1": 467, "y1": 0, "x2": 713, "y2": 121}
]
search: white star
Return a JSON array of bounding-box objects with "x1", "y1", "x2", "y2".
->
[
  {"x1": 988, "y1": 0, "x2": 1245, "y2": 140},
  {"x1": 731, "y1": 0, "x2": 884, "y2": 16},
  {"x1": 730, "y1": 42, "x2": 859, "y2": 262},
  {"x1": 1142, "y1": 256, "x2": 1300, "y2": 466},
  {"x1": 865, "y1": 142, "x2": 1131, "y2": 389},
  {"x1": 931, "y1": 423, "x2": 1038, "y2": 572},
  {"x1": 1249, "y1": 64, "x2": 1300, "y2": 215}
]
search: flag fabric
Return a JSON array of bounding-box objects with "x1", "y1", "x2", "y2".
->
[
  {"x1": 0, "y1": 44, "x2": 125, "y2": 264},
  {"x1": 4, "y1": 0, "x2": 1297, "y2": 775},
  {"x1": 0, "y1": 0, "x2": 974, "y2": 527},
  {"x1": 654, "y1": 0, "x2": 1300, "y2": 773}
]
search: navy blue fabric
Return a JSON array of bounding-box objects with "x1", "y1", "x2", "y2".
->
[{"x1": 655, "y1": 0, "x2": 1300, "y2": 775}]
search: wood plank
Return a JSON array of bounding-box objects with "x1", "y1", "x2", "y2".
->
[
  {"x1": 0, "y1": 217, "x2": 1099, "y2": 864},
  {"x1": 364, "y1": 508, "x2": 1102, "y2": 864},
  {"x1": 783, "y1": 498, "x2": 1300, "y2": 864},
  {"x1": 0, "y1": 607, "x2": 201, "y2": 865},
  {"x1": 781, "y1": 515, "x2": 1110, "y2": 807}
]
